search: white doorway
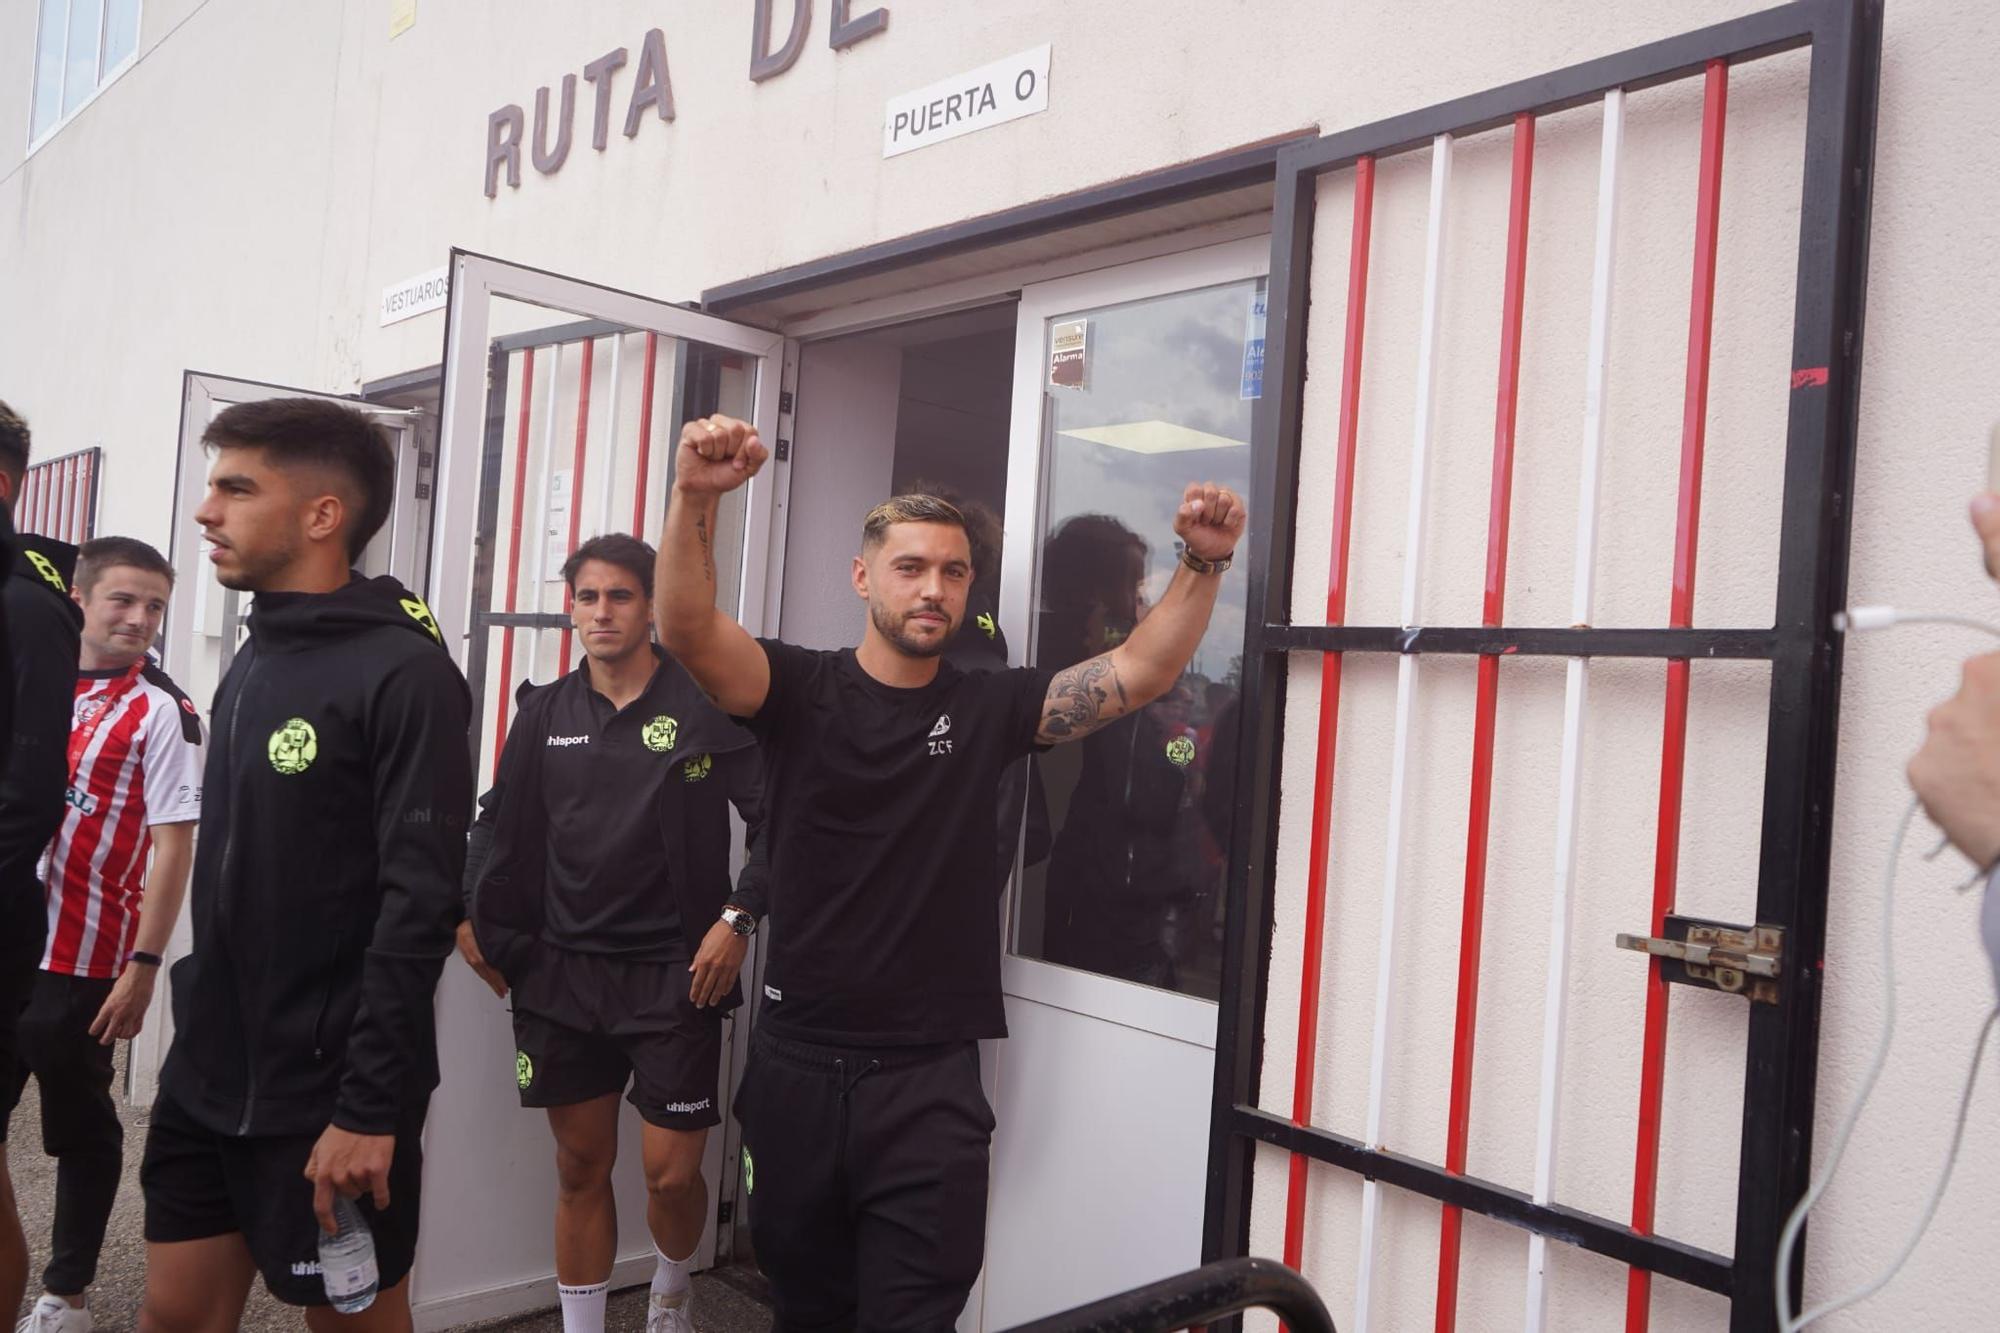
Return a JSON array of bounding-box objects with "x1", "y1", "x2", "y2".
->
[{"x1": 978, "y1": 237, "x2": 1268, "y2": 1328}]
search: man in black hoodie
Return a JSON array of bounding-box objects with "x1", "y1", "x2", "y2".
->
[
  {"x1": 137, "y1": 398, "x2": 472, "y2": 1332},
  {"x1": 1, "y1": 400, "x2": 83, "y2": 1326}
]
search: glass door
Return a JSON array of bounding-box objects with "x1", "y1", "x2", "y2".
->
[{"x1": 979, "y1": 237, "x2": 1267, "y2": 1328}]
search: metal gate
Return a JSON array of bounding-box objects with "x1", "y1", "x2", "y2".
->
[
  {"x1": 1204, "y1": 2, "x2": 1880, "y2": 1330},
  {"x1": 16, "y1": 445, "x2": 100, "y2": 545}
]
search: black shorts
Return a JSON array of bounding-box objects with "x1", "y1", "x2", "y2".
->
[
  {"x1": 0, "y1": 884, "x2": 47, "y2": 1143},
  {"x1": 139, "y1": 1092, "x2": 424, "y2": 1307},
  {"x1": 511, "y1": 949, "x2": 722, "y2": 1130}
]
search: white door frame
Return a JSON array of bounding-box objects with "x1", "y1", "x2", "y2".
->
[
  {"x1": 429, "y1": 250, "x2": 792, "y2": 662},
  {"x1": 995, "y1": 234, "x2": 1270, "y2": 1050}
]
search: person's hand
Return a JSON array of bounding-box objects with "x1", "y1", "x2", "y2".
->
[
  {"x1": 674, "y1": 415, "x2": 767, "y2": 496},
  {"x1": 88, "y1": 963, "x2": 158, "y2": 1044},
  {"x1": 1972, "y1": 493, "x2": 2000, "y2": 581},
  {"x1": 1909, "y1": 652, "x2": 2000, "y2": 866},
  {"x1": 688, "y1": 918, "x2": 749, "y2": 1009},
  {"x1": 455, "y1": 920, "x2": 507, "y2": 999},
  {"x1": 1174, "y1": 483, "x2": 1247, "y2": 563},
  {"x1": 304, "y1": 1126, "x2": 394, "y2": 1234}
]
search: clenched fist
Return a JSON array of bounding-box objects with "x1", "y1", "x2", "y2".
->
[
  {"x1": 674, "y1": 414, "x2": 767, "y2": 496},
  {"x1": 1175, "y1": 483, "x2": 1247, "y2": 564}
]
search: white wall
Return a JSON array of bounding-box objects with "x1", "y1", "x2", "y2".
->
[{"x1": 5, "y1": 1, "x2": 1999, "y2": 1329}]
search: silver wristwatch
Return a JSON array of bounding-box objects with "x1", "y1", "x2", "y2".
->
[{"x1": 721, "y1": 905, "x2": 758, "y2": 937}]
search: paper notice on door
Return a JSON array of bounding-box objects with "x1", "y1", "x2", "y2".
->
[
  {"x1": 1049, "y1": 319, "x2": 1088, "y2": 389},
  {"x1": 543, "y1": 469, "x2": 572, "y2": 576},
  {"x1": 389, "y1": 0, "x2": 417, "y2": 39}
]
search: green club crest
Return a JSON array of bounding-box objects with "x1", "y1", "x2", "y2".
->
[
  {"x1": 268, "y1": 718, "x2": 318, "y2": 775},
  {"x1": 641, "y1": 715, "x2": 679, "y2": 753},
  {"x1": 516, "y1": 1050, "x2": 534, "y2": 1090},
  {"x1": 683, "y1": 753, "x2": 713, "y2": 783},
  {"x1": 742, "y1": 1147, "x2": 754, "y2": 1194},
  {"x1": 1166, "y1": 736, "x2": 1196, "y2": 769}
]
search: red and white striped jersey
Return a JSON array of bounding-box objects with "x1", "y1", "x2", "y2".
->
[{"x1": 39, "y1": 660, "x2": 204, "y2": 978}]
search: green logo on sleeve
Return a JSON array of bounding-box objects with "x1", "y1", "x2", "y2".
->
[
  {"x1": 516, "y1": 1050, "x2": 534, "y2": 1090},
  {"x1": 267, "y1": 718, "x2": 319, "y2": 775},
  {"x1": 1166, "y1": 736, "x2": 1196, "y2": 768},
  {"x1": 642, "y1": 715, "x2": 679, "y2": 753},
  {"x1": 683, "y1": 753, "x2": 713, "y2": 783},
  {"x1": 400, "y1": 596, "x2": 443, "y2": 643},
  {"x1": 742, "y1": 1147, "x2": 754, "y2": 1194}
]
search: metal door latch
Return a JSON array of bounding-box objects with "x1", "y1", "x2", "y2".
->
[{"x1": 1616, "y1": 915, "x2": 1783, "y2": 1004}]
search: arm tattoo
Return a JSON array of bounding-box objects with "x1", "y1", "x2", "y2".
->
[
  {"x1": 1040, "y1": 656, "x2": 1128, "y2": 741},
  {"x1": 694, "y1": 512, "x2": 715, "y2": 584}
]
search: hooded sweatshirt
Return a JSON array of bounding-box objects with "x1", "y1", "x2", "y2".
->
[
  {"x1": 2, "y1": 525, "x2": 81, "y2": 924},
  {"x1": 159, "y1": 574, "x2": 473, "y2": 1139}
]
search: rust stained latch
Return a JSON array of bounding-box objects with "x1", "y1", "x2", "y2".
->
[{"x1": 1615, "y1": 915, "x2": 1784, "y2": 1004}]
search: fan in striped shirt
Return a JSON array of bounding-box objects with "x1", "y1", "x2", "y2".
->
[{"x1": 5, "y1": 536, "x2": 200, "y2": 1333}]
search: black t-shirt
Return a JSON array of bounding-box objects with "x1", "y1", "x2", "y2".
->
[
  {"x1": 539, "y1": 666, "x2": 683, "y2": 959},
  {"x1": 746, "y1": 641, "x2": 1051, "y2": 1044}
]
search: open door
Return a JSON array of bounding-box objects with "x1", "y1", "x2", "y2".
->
[
  {"x1": 143, "y1": 373, "x2": 429, "y2": 1107},
  {"x1": 415, "y1": 252, "x2": 793, "y2": 1328}
]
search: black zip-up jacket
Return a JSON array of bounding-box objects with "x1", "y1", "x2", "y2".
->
[
  {"x1": 468, "y1": 648, "x2": 767, "y2": 1007},
  {"x1": 2, "y1": 525, "x2": 81, "y2": 922},
  {"x1": 159, "y1": 575, "x2": 473, "y2": 1138}
]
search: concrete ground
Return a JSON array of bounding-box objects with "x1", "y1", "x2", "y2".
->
[{"x1": 6, "y1": 1047, "x2": 772, "y2": 1331}]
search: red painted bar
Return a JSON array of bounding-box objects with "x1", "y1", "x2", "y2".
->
[
  {"x1": 1436, "y1": 113, "x2": 1536, "y2": 1333},
  {"x1": 76, "y1": 452, "x2": 94, "y2": 541},
  {"x1": 63, "y1": 455, "x2": 79, "y2": 542},
  {"x1": 493, "y1": 348, "x2": 537, "y2": 779},
  {"x1": 558, "y1": 339, "x2": 596, "y2": 672},
  {"x1": 632, "y1": 332, "x2": 660, "y2": 537},
  {"x1": 1627, "y1": 59, "x2": 1727, "y2": 1332},
  {"x1": 1284, "y1": 155, "x2": 1376, "y2": 1282}
]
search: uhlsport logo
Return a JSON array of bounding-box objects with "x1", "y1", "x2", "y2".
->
[
  {"x1": 1166, "y1": 736, "x2": 1197, "y2": 768},
  {"x1": 399, "y1": 596, "x2": 443, "y2": 643},
  {"x1": 516, "y1": 1050, "x2": 534, "y2": 1090},
  {"x1": 977, "y1": 611, "x2": 998, "y2": 640},
  {"x1": 268, "y1": 718, "x2": 318, "y2": 775},
  {"x1": 642, "y1": 715, "x2": 679, "y2": 753},
  {"x1": 683, "y1": 753, "x2": 712, "y2": 783}
]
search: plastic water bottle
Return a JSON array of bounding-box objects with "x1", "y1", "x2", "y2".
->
[{"x1": 318, "y1": 1195, "x2": 379, "y2": 1314}]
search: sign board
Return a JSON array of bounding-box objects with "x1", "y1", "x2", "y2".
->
[
  {"x1": 1049, "y1": 319, "x2": 1088, "y2": 389},
  {"x1": 543, "y1": 469, "x2": 572, "y2": 575},
  {"x1": 1240, "y1": 281, "x2": 1267, "y2": 400},
  {"x1": 380, "y1": 266, "x2": 450, "y2": 327},
  {"x1": 884, "y1": 45, "x2": 1051, "y2": 159}
]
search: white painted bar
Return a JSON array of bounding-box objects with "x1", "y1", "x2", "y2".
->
[
  {"x1": 1524, "y1": 88, "x2": 1622, "y2": 1332},
  {"x1": 528, "y1": 341, "x2": 564, "y2": 678},
  {"x1": 598, "y1": 332, "x2": 624, "y2": 538},
  {"x1": 1356, "y1": 131, "x2": 1453, "y2": 1333}
]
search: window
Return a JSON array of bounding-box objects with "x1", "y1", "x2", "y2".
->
[{"x1": 30, "y1": 0, "x2": 140, "y2": 146}]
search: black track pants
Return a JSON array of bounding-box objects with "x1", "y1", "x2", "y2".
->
[{"x1": 735, "y1": 1030, "x2": 996, "y2": 1333}]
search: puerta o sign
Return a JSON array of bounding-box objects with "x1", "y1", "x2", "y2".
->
[
  {"x1": 884, "y1": 45, "x2": 1050, "y2": 159},
  {"x1": 485, "y1": 2, "x2": 891, "y2": 199}
]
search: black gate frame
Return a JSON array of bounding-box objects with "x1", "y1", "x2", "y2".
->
[{"x1": 1202, "y1": 2, "x2": 1881, "y2": 1329}]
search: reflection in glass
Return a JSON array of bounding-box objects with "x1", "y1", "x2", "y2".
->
[
  {"x1": 1013, "y1": 277, "x2": 1262, "y2": 1001},
  {"x1": 62, "y1": 0, "x2": 103, "y2": 116},
  {"x1": 33, "y1": 0, "x2": 67, "y2": 138}
]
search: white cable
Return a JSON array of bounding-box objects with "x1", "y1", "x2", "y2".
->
[{"x1": 1776, "y1": 604, "x2": 2000, "y2": 1327}]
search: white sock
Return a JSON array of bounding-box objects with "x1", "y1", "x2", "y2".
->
[
  {"x1": 652, "y1": 1242, "x2": 694, "y2": 1298},
  {"x1": 557, "y1": 1277, "x2": 609, "y2": 1333}
]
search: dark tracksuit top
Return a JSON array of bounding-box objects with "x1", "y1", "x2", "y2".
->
[
  {"x1": 159, "y1": 575, "x2": 473, "y2": 1139},
  {"x1": 467, "y1": 646, "x2": 768, "y2": 1009},
  {"x1": 2, "y1": 527, "x2": 81, "y2": 926}
]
